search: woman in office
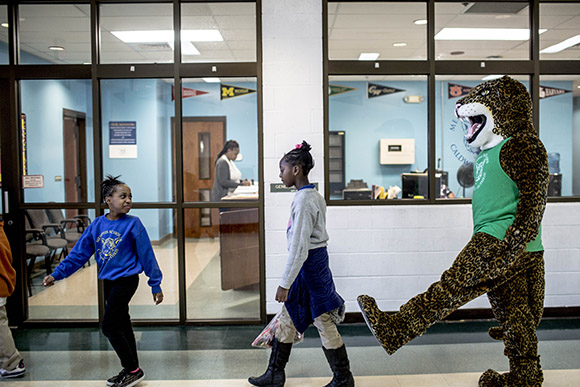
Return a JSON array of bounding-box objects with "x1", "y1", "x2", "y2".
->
[{"x1": 211, "y1": 140, "x2": 250, "y2": 201}]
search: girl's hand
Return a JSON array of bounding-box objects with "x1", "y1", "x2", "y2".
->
[
  {"x1": 43, "y1": 275, "x2": 55, "y2": 287},
  {"x1": 153, "y1": 292, "x2": 164, "y2": 305},
  {"x1": 275, "y1": 286, "x2": 289, "y2": 303}
]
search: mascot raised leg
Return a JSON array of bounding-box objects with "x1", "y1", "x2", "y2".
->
[{"x1": 358, "y1": 75, "x2": 548, "y2": 387}]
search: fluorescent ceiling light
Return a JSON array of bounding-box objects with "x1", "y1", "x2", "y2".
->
[
  {"x1": 358, "y1": 53, "x2": 379, "y2": 60},
  {"x1": 541, "y1": 35, "x2": 580, "y2": 54},
  {"x1": 180, "y1": 41, "x2": 200, "y2": 56},
  {"x1": 49, "y1": 45, "x2": 65, "y2": 51},
  {"x1": 393, "y1": 42, "x2": 407, "y2": 47},
  {"x1": 112, "y1": 30, "x2": 223, "y2": 43},
  {"x1": 435, "y1": 28, "x2": 546, "y2": 41},
  {"x1": 482, "y1": 75, "x2": 503, "y2": 81},
  {"x1": 202, "y1": 77, "x2": 221, "y2": 83},
  {"x1": 413, "y1": 19, "x2": 427, "y2": 25},
  {"x1": 1, "y1": 23, "x2": 8, "y2": 28}
]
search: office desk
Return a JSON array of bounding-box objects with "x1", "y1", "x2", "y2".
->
[{"x1": 219, "y1": 205, "x2": 259, "y2": 290}]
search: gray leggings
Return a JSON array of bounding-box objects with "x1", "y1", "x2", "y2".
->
[{"x1": 276, "y1": 306, "x2": 344, "y2": 349}]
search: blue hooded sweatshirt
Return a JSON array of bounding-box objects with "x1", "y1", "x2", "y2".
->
[{"x1": 51, "y1": 214, "x2": 162, "y2": 294}]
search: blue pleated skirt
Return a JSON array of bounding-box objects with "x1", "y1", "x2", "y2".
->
[{"x1": 284, "y1": 246, "x2": 344, "y2": 333}]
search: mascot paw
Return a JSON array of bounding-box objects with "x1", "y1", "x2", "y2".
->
[
  {"x1": 488, "y1": 326, "x2": 504, "y2": 341},
  {"x1": 357, "y1": 295, "x2": 399, "y2": 355},
  {"x1": 479, "y1": 369, "x2": 506, "y2": 387}
]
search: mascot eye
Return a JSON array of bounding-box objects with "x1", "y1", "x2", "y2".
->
[{"x1": 480, "y1": 90, "x2": 490, "y2": 96}]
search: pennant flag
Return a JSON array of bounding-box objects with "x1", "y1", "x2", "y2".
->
[
  {"x1": 448, "y1": 83, "x2": 472, "y2": 99},
  {"x1": 221, "y1": 83, "x2": 256, "y2": 100},
  {"x1": 329, "y1": 84, "x2": 357, "y2": 96},
  {"x1": 367, "y1": 83, "x2": 405, "y2": 98},
  {"x1": 539, "y1": 85, "x2": 571, "y2": 99},
  {"x1": 171, "y1": 85, "x2": 209, "y2": 101}
]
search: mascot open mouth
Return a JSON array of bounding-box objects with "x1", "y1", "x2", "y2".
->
[{"x1": 462, "y1": 114, "x2": 487, "y2": 144}]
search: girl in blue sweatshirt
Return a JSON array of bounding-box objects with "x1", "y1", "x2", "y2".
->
[{"x1": 43, "y1": 175, "x2": 163, "y2": 387}]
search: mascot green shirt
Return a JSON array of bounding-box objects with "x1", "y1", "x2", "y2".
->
[{"x1": 472, "y1": 137, "x2": 543, "y2": 252}]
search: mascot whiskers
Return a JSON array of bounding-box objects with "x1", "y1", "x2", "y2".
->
[{"x1": 358, "y1": 75, "x2": 549, "y2": 386}]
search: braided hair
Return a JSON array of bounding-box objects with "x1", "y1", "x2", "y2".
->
[
  {"x1": 101, "y1": 174, "x2": 125, "y2": 203},
  {"x1": 281, "y1": 140, "x2": 314, "y2": 176},
  {"x1": 215, "y1": 140, "x2": 240, "y2": 163}
]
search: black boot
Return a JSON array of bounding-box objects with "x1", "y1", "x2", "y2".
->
[
  {"x1": 248, "y1": 338, "x2": 292, "y2": 387},
  {"x1": 322, "y1": 344, "x2": 355, "y2": 387}
]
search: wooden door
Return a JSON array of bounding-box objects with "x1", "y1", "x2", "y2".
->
[
  {"x1": 63, "y1": 110, "x2": 87, "y2": 218},
  {"x1": 182, "y1": 118, "x2": 225, "y2": 238}
]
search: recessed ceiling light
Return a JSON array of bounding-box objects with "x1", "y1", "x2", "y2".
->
[
  {"x1": 358, "y1": 53, "x2": 379, "y2": 60},
  {"x1": 112, "y1": 30, "x2": 223, "y2": 43},
  {"x1": 541, "y1": 35, "x2": 580, "y2": 54},
  {"x1": 413, "y1": 19, "x2": 427, "y2": 25},
  {"x1": 1, "y1": 23, "x2": 8, "y2": 28},
  {"x1": 49, "y1": 46, "x2": 65, "y2": 51},
  {"x1": 393, "y1": 42, "x2": 407, "y2": 47},
  {"x1": 202, "y1": 77, "x2": 221, "y2": 83},
  {"x1": 435, "y1": 28, "x2": 547, "y2": 41}
]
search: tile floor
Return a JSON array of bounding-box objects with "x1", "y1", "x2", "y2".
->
[{"x1": 4, "y1": 318, "x2": 580, "y2": 386}]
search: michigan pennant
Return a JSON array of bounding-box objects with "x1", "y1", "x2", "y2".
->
[
  {"x1": 448, "y1": 83, "x2": 472, "y2": 99},
  {"x1": 367, "y1": 83, "x2": 405, "y2": 98},
  {"x1": 329, "y1": 84, "x2": 357, "y2": 96},
  {"x1": 172, "y1": 85, "x2": 209, "y2": 101},
  {"x1": 221, "y1": 83, "x2": 256, "y2": 100},
  {"x1": 539, "y1": 85, "x2": 571, "y2": 99}
]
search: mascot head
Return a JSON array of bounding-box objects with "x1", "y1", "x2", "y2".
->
[{"x1": 455, "y1": 75, "x2": 533, "y2": 150}]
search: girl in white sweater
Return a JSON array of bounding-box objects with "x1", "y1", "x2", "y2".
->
[{"x1": 249, "y1": 141, "x2": 354, "y2": 387}]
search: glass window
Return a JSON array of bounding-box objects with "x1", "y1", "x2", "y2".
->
[
  {"x1": 27, "y1": 207, "x2": 98, "y2": 320},
  {"x1": 19, "y1": 4, "x2": 91, "y2": 65},
  {"x1": 328, "y1": 75, "x2": 428, "y2": 200},
  {"x1": 100, "y1": 3, "x2": 173, "y2": 64},
  {"x1": 328, "y1": 2, "x2": 426, "y2": 60},
  {"x1": 435, "y1": 75, "x2": 530, "y2": 199},
  {"x1": 540, "y1": 3, "x2": 580, "y2": 60},
  {"x1": 101, "y1": 78, "x2": 174, "y2": 203},
  {"x1": 539, "y1": 75, "x2": 580, "y2": 197},
  {"x1": 128, "y1": 209, "x2": 178, "y2": 320},
  {"x1": 20, "y1": 80, "x2": 94, "y2": 203},
  {"x1": 181, "y1": 77, "x2": 258, "y2": 203},
  {"x1": 0, "y1": 4, "x2": 7, "y2": 64},
  {"x1": 435, "y1": 2, "x2": 530, "y2": 61},
  {"x1": 181, "y1": 2, "x2": 256, "y2": 63},
  {"x1": 185, "y1": 207, "x2": 259, "y2": 321}
]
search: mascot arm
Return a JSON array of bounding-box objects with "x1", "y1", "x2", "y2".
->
[{"x1": 499, "y1": 134, "x2": 549, "y2": 254}]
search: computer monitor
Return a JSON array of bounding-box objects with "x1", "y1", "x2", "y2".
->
[{"x1": 401, "y1": 172, "x2": 445, "y2": 198}]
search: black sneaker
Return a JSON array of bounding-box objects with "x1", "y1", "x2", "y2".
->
[
  {"x1": 112, "y1": 368, "x2": 145, "y2": 387},
  {"x1": 0, "y1": 359, "x2": 26, "y2": 378},
  {"x1": 107, "y1": 369, "x2": 128, "y2": 386}
]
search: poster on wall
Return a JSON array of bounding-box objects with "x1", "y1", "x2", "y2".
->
[
  {"x1": 21, "y1": 113, "x2": 28, "y2": 175},
  {"x1": 220, "y1": 83, "x2": 256, "y2": 100},
  {"x1": 109, "y1": 121, "x2": 137, "y2": 158},
  {"x1": 367, "y1": 83, "x2": 404, "y2": 98}
]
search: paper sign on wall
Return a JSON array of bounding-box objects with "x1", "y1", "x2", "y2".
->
[
  {"x1": 22, "y1": 175, "x2": 44, "y2": 188},
  {"x1": 109, "y1": 121, "x2": 137, "y2": 158}
]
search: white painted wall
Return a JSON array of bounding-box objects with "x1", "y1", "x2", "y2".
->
[{"x1": 262, "y1": 0, "x2": 580, "y2": 314}]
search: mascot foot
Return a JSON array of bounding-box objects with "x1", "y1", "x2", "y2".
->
[
  {"x1": 479, "y1": 365, "x2": 543, "y2": 387},
  {"x1": 357, "y1": 295, "x2": 404, "y2": 355},
  {"x1": 488, "y1": 326, "x2": 504, "y2": 341}
]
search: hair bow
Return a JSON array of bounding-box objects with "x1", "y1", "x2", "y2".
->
[{"x1": 295, "y1": 143, "x2": 302, "y2": 149}]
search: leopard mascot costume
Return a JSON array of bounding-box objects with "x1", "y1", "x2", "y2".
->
[{"x1": 358, "y1": 75, "x2": 549, "y2": 386}]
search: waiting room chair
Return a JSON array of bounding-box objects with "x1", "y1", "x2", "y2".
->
[
  {"x1": 24, "y1": 217, "x2": 52, "y2": 297},
  {"x1": 25, "y1": 209, "x2": 69, "y2": 262},
  {"x1": 46, "y1": 209, "x2": 90, "y2": 244}
]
